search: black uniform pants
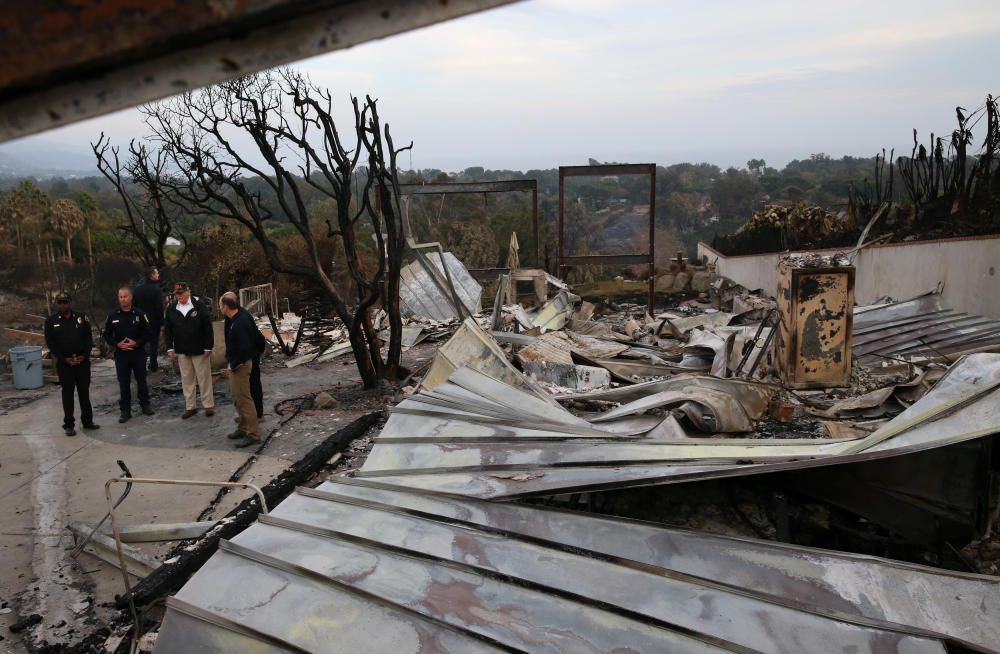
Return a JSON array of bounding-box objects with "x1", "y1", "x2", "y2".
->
[
  {"x1": 115, "y1": 349, "x2": 150, "y2": 413},
  {"x1": 57, "y1": 362, "x2": 92, "y2": 428},
  {"x1": 146, "y1": 322, "x2": 162, "y2": 370},
  {"x1": 251, "y1": 355, "x2": 263, "y2": 418}
]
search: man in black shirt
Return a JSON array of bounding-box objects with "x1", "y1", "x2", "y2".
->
[
  {"x1": 164, "y1": 282, "x2": 215, "y2": 418},
  {"x1": 104, "y1": 287, "x2": 154, "y2": 423},
  {"x1": 44, "y1": 293, "x2": 100, "y2": 436},
  {"x1": 133, "y1": 267, "x2": 164, "y2": 372},
  {"x1": 220, "y1": 292, "x2": 260, "y2": 447}
]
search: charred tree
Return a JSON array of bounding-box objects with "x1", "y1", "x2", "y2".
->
[
  {"x1": 92, "y1": 134, "x2": 184, "y2": 268},
  {"x1": 143, "y1": 70, "x2": 407, "y2": 388}
]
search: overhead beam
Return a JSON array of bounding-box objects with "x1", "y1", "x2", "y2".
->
[
  {"x1": 399, "y1": 180, "x2": 537, "y2": 195},
  {"x1": 0, "y1": 0, "x2": 519, "y2": 142}
]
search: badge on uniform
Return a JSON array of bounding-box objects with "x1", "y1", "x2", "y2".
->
[
  {"x1": 191, "y1": 310, "x2": 198, "y2": 317},
  {"x1": 77, "y1": 316, "x2": 83, "y2": 325}
]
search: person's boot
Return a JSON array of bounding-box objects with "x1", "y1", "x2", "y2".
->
[
  {"x1": 118, "y1": 412, "x2": 131, "y2": 424},
  {"x1": 141, "y1": 405, "x2": 155, "y2": 416},
  {"x1": 82, "y1": 422, "x2": 100, "y2": 430},
  {"x1": 204, "y1": 407, "x2": 215, "y2": 417},
  {"x1": 63, "y1": 425, "x2": 76, "y2": 436},
  {"x1": 182, "y1": 409, "x2": 197, "y2": 419},
  {"x1": 227, "y1": 430, "x2": 247, "y2": 440}
]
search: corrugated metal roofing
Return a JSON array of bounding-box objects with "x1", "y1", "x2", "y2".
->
[
  {"x1": 155, "y1": 477, "x2": 1000, "y2": 653},
  {"x1": 353, "y1": 352, "x2": 1000, "y2": 499},
  {"x1": 399, "y1": 252, "x2": 483, "y2": 321},
  {"x1": 853, "y1": 293, "x2": 1000, "y2": 364}
]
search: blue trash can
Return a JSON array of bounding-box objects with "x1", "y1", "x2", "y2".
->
[{"x1": 10, "y1": 346, "x2": 44, "y2": 390}]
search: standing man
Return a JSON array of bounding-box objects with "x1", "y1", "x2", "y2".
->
[
  {"x1": 44, "y1": 293, "x2": 100, "y2": 436},
  {"x1": 104, "y1": 287, "x2": 154, "y2": 423},
  {"x1": 220, "y1": 292, "x2": 259, "y2": 447},
  {"x1": 133, "y1": 267, "x2": 164, "y2": 372},
  {"x1": 164, "y1": 282, "x2": 215, "y2": 419}
]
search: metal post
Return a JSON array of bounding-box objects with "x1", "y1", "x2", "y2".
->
[
  {"x1": 557, "y1": 171, "x2": 565, "y2": 281},
  {"x1": 532, "y1": 187, "x2": 539, "y2": 269},
  {"x1": 648, "y1": 164, "x2": 656, "y2": 314}
]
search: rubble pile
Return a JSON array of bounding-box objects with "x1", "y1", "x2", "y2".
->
[
  {"x1": 64, "y1": 248, "x2": 1000, "y2": 654},
  {"x1": 737, "y1": 202, "x2": 849, "y2": 240}
]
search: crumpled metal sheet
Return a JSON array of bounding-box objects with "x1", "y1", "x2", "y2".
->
[
  {"x1": 156, "y1": 477, "x2": 997, "y2": 654},
  {"x1": 399, "y1": 251, "x2": 482, "y2": 321},
  {"x1": 685, "y1": 328, "x2": 733, "y2": 377},
  {"x1": 590, "y1": 387, "x2": 755, "y2": 432},
  {"x1": 528, "y1": 289, "x2": 577, "y2": 332},
  {"x1": 357, "y1": 354, "x2": 1000, "y2": 502},
  {"x1": 662, "y1": 311, "x2": 734, "y2": 335},
  {"x1": 853, "y1": 293, "x2": 1000, "y2": 364},
  {"x1": 515, "y1": 330, "x2": 628, "y2": 365},
  {"x1": 421, "y1": 318, "x2": 554, "y2": 405},
  {"x1": 558, "y1": 374, "x2": 780, "y2": 418}
]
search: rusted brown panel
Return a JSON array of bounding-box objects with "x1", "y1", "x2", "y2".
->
[
  {"x1": 776, "y1": 260, "x2": 854, "y2": 388},
  {"x1": 1, "y1": 1, "x2": 318, "y2": 92},
  {"x1": 0, "y1": 0, "x2": 519, "y2": 141},
  {"x1": 561, "y1": 163, "x2": 656, "y2": 177}
]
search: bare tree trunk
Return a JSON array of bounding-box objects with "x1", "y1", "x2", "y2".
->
[
  {"x1": 65, "y1": 236, "x2": 73, "y2": 262},
  {"x1": 86, "y1": 226, "x2": 93, "y2": 263},
  {"x1": 347, "y1": 323, "x2": 378, "y2": 388}
]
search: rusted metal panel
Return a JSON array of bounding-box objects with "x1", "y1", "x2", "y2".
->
[
  {"x1": 0, "y1": 0, "x2": 519, "y2": 141},
  {"x1": 776, "y1": 259, "x2": 854, "y2": 388},
  {"x1": 561, "y1": 163, "x2": 656, "y2": 177},
  {"x1": 399, "y1": 180, "x2": 537, "y2": 195}
]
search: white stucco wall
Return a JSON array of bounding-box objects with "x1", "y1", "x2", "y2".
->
[{"x1": 697, "y1": 235, "x2": 1000, "y2": 318}]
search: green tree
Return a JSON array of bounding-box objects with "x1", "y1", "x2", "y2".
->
[{"x1": 76, "y1": 190, "x2": 100, "y2": 263}]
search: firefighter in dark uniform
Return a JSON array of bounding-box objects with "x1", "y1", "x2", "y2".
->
[
  {"x1": 104, "y1": 287, "x2": 155, "y2": 423},
  {"x1": 44, "y1": 293, "x2": 100, "y2": 436}
]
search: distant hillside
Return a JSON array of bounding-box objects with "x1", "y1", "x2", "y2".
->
[{"x1": 0, "y1": 141, "x2": 95, "y2": 179}]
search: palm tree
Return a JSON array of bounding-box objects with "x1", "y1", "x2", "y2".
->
[
  {"x1": 76, "y1": 191, "x2": 100, "y2": 263},
  {"x1": 49, "y1": 198, "x2": 85, "y2": 262},
  {"x1": 2, "y1": 179, "x2": 49, "y2": 258}
]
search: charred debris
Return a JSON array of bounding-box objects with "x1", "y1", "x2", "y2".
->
[{"x1": 146, "y1": 244, "x2": 1000, "y2": 654}]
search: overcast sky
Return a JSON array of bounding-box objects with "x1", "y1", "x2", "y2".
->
[{"x1": 5, "y1": 0, "x2": 1000, "y2": 172}]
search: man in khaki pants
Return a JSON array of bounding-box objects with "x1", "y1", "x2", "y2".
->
[
  {"x1": 164, "y1": 282, "x2": 215, "y2": 418},
  {"x1": 219, "y1": 293, "x2": 259, "y2": 447}
]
